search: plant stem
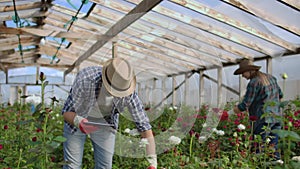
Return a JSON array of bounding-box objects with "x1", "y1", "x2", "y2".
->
[
  {"x1": 189, "y1": 134, "x2": 194, "y2": 157},
  {"x1": 17, "y1": 148, "x2": 23, "y2": 168}
]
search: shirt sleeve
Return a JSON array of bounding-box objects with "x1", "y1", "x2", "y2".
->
[
  {"x1": 125, "y1": 92, "x2": 152, "y2": 132},
  {"x1": 70, "y1": 76, "x2": 92, "y2": 116},
  {"x1": 238, "y1": 80, "x2": 257, "y2": 112}
]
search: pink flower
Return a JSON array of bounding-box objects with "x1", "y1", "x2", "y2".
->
[
  {"x1": 176, "y1": 117, "x2": 183, "y2": 122},
  {"x1": 0, "y1": 144, "x2": 3, "y2": 150}
]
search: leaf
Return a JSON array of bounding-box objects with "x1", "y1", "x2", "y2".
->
[
  {"x1": 53, "y1": 135, "x2": 67, "y2": 143},
  {"x1": 273, "y1": 129, "x2": 300, "y2": 141}
]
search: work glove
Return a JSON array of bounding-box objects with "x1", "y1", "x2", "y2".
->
[
  {"x1": 73, "y1": 115, "x2": 99, "y2": 134},
  {"x1": 146, "y1": 154, "x2": 157, "y2": 169}
]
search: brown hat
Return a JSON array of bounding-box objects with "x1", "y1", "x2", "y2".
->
[
  {"x1": 102, "y1": 57, "x2": 136, "y2": 97},
  {"x1": 233, "y1": 59, "x2": 261, "y2": 75}
]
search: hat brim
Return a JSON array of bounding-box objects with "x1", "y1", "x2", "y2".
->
[
  {"x1": 102, "y1": 59, "x2": 136, "y2": 97},
  {"x1": 234, "y1": 65, "x2": 261, "y2": 75}
]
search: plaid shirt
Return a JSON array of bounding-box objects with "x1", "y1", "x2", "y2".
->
[
  {"x1": 238, "y1": 72, "x2": 283, "y2": 129},
  {"x1": 62, "y1": 66, "x2": 151, "y2": 134}
]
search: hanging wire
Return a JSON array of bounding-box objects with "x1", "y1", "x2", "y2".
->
[
  {"x1": 12, "y1": 0, "x2": 24, "y2": 63},
  {"x1": 51, "y1": 0, "x2": 89, "y2": 64}
]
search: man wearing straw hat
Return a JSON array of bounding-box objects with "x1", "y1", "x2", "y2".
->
[
  {"x1": 61, "y1": 57, "x2": 157, "y2": 169},
  {"x1": 233, "y1": 59, "x2": 283, "y2": 162}
]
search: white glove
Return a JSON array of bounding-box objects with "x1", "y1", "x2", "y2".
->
[
  {"x1": 73, "y1": 115, "x2": 84, "y2": 128},
  {"x1": 146, "y1": 154, "x2": 157, "y2": 168}
]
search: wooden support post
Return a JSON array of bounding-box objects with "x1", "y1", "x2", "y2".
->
[
  {"x1": 146, "y1": 81, "x2": 150, "y2": 105},
  {"x1": 184, "y1": 73, "x2": 189, "y2": 105},
  {"x1": 172, "y1": 75, "x2": 176, "y2": 106},
  {"x1": 5, "y1": 69, "x2": 8, "y2": 84},
  {"x1": 217, "y1": 67, "x2": 222, "y2": 108},
  {"x1": 112, "y1": 41, "x2": 117, "y2": 58},
  {"x1": 239, "y1": 75, "x2": 244, "y2": 100},
  {"x1": 266, "y1": 58, "x2": 272, "y2": 74},
  {"x1": 162, "y1": 77, "x2": 167, "y2": 106},
  {"x1": 199, "y1": 70, "x2": 204, "y2": 108},
  {"x1": 36, "y1": 66, "x2": 40, "y2": 84},
  {"x1": 152, "y1": 78, "x2": 157, "y2": 106}
]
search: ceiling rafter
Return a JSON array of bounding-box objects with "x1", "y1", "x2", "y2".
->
[
  {"x1": 64, "y1": 0, "x2": 163, "y2": 75},
  {"x1": 222, "y1": 0, "x2": 300, "y2": 36},
  {"x1": 170, "y1": 0, "x2": 298, "y2": 52}
]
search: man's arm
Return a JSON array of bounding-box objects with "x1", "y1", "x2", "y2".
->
[
  {"x1": 63, "y1": 111, "x2": 77, "y2": 125},
  {"x1": 141, "y1": 130, "x2": 157, "y2": 169}
]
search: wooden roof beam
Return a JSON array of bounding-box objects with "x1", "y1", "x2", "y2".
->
[
  {"x1": 64, "y1": 0, "x2": 163, "y2": 75},
  {"x1": 222, "y1": 0, "x2": 300, "y2": 36},
  {"x1": 279, "y1": 0, "x2": 300, "y2": 10},
  {"x1": 0, "y1": 27, "x2": 110, "y2": 40},
  {"x1": 170, "y1": 0, "x2": 298, "y2": 52},
  {"x1": 97, "y1": 0, "x2": 254, "y2": 60},
  {"x1": 0, "y1": 8, "x2": 47, "y2": 22},
  {"x1": 0, "y1": 62, "x2": 72, "y2": 69},
  {"x1": 0, "y1": 1, "x2": 46, "y2": 12}
]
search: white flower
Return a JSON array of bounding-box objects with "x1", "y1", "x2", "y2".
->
[
  {"x1": 238, "y1": 124, "x2": 246, "y2": 130},
  {"x1": 216, "y1": 130, "x2": 225, "y2": 136},
  {"x1": 139, "y1": 138, "x2": 149, "y2": 148},
  {"x1": 233, "y1": 132, "x2": 238, "y2": 137},
  {"x1": 129, "y1": 129, "x2": 140, "y2": 136},
  {"x1": 202, "y1": 123, "x2": 207, "y2": 127},
  {"x1": 212, "y1": 128, "x2": 217, "y2": 132},
  {"x1": 198, "y1": 136, "x2": 206, "y2": 143},
  {"x1": 124, "y1": 128, "x2": 131, "y2": 134},
  {"x1": 275, "y1": 159, "x2": 284, "y2": 165},
  {"x1": 168, "y1": 136, "x2": 181, "y2": 145},
  {"x1": 266, "y1": 138, "x2": 271, "y2": 144},
  {"x1": 292, "y1": 156, "x2": 300, "y2": 162}
]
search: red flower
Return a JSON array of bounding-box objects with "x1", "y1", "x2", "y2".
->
[
  {"x1": 189, "y1": 130, "x2": 195, "y2": 136},
  {"x1": 51, "y1": 156, "x2": 55, "y2": 162},
  {"x1": 3, "y1": 125, "x2": 8, "y2": 130},
  {"x1": 0, "y1": 144, "x2": 3, "y2": 150},
  {"x1": 249, "y1": 116, "x2": 258, "y2": 121},
  {"x1": 147, "y1": 166, "x2": 156, "y2": 169},
  {"x1": 36, "y1": 128, "x2": 43, "y2": 133},
  {"x1": 32, "y1": 137, "x2": 37, "y2": 142},
  {"x1": 220, "y1": 111, "x2": 229, "y2": 121}
]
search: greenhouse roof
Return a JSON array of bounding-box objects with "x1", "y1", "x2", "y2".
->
[{"x1": 0, "y1": 0, "x2": 299, "y2": 82}]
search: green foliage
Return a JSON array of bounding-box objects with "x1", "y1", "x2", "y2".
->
[{"x1": 1, "y1": 82, "x2": 300, "y2": 168}]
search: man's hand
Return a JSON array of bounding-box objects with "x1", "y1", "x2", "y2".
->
[
  {"x1": 146, "y1": 154, "x2": 157, "y2": 169},
  {"x1": 79, "y1": 118, "x2": 100, "y2": 134},
  {"x1": 74, "y1": 115, "x2": 99, "y2": 134},
  {"x1": 233, "y1": 105, "x2": 241, "y2": 114}
]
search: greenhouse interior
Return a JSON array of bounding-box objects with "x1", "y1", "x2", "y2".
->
[{"x1": 0, "y1": 0, "x2": 300, "y2": 168}]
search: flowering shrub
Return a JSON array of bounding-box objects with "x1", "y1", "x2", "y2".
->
[{"x1": 1, "y1": 74, "x2": 300, "y2": 168}]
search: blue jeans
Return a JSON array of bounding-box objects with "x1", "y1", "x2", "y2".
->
[
  {"x1": 254, "y1": 122, "x2": 281, "y2": 160},
  {"x1": 63, "y1": 123, "x2": 116, "y2": 169}
]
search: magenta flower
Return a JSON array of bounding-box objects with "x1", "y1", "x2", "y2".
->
[{"x1": 0, "y1": 144, "x2": 3, "y2": 150}]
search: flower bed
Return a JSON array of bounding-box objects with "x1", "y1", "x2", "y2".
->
[{"x1": 1, "y1": 73, "x2": 300, "y2": 168}]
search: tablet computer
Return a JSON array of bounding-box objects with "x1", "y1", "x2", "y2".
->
[{"x1": 83, "y1": 121, "x2": 114, "y2": 127}]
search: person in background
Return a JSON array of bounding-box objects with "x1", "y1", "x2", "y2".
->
[
  {"x1": 62, "y1": 57, "x2": 157, "y2": 169},
  {"x1": 233, "y1": 59, "x2": 283, "y2": 162}
]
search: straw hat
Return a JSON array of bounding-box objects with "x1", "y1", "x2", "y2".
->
[
  {"x1": 102, "y1": 57, "x2": 136, "y2": 97},
  {"x1": 233, "y1": 59, "x2": 261, "y2": 75}
]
